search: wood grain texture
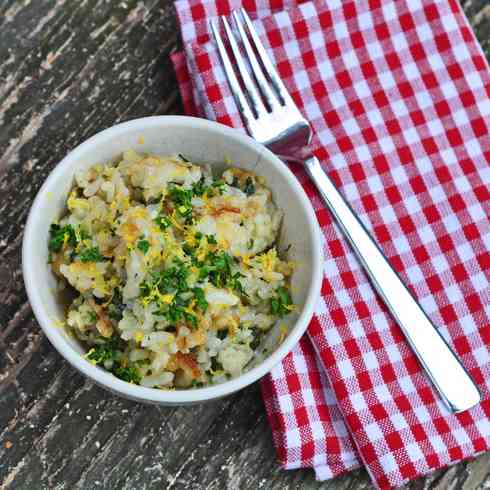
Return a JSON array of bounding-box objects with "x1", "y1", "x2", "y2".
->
[{"x1": 1, "y1": 1, "x2": 489, "y2": 488}]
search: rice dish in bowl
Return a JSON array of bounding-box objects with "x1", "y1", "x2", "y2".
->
[
  {"x1": 49, "y1": 150, "x2": 296, "y2": 389},
  {"x1": 23, "y1": 116, "x2": 323, "y2": 405}
]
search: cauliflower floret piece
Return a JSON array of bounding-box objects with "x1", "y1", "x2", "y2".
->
[{"x1": 218, "y1": 344, "x2": 254, "y2": 377}]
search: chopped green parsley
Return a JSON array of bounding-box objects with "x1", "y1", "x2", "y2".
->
[
  {"x1": 154, "y1": 213, "x2": 171, "y2": 230},
  {"x1": 49, "y1": 223, "x2": 77, "y2": 253},
  {"x1": 137, "y1": 239, "x2": 150, "y2": 255},
  {"x1": 79, "y1": 246, "x2": 104, "y2": 263},
  {"x1": 270, "y1": 286, "x2": 293, "y2": 317}
]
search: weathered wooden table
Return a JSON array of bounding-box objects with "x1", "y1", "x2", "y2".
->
[{"x1": 1, "y1": 1, "x2": 489, "y2": 488}]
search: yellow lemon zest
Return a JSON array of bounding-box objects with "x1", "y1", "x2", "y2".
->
[
  {"x1": 260, "y1": 248, "x2": 277, "y2": 272},
  {"x1": 227, "y1": 317, "x2": 239, "y2": 337},
  {"x1": 241, "y1": 254, "x2": 253, "y2": 267},
  {"x1": 150, "y1": 224, "x2": 161, "y2": 235},
  {"x1": 84, "y1": 348, "x2": 98, "y2": 365},
  {"x1": 164, "y1": 234, "x2": 185, "y2": 260},
  {"x1": 278, "y1": 323, "x2": 288, "y2": 344},
  {"x1": 103, "y1": 166, "x2": 114, "y2": 178},
  {"x1": 217, "y1": 238, "x2": 229, "y2": 250},
  {"x1": 140, "y1": 286, "x2": 175, "y2": 308},
  {"x1": 74, "y1": 227, "x2": 84, "y2": 244},
  {"x1": 120, "y1": 222, "x2": 140, "y2": 244},
  {"x1": 93, "y1": 277, "x2": 110, "y2": 296},
  {"x1": 62, "y1": 232, "x2": 70, "y2": 248},
  {"x1": 185, "y1": 300, "x2": 197, "y2": 315},
  {"x1": 170, "y1": 210, "x2": 185, "y2": 231},
  {"x1": 263, "y1": 271, "x2": 278, "y2": 283},
  {"x1": 131, "y1": 207, "x2": 148, "y2": 220},
  {"x1": 67, "y1": 191, "x2": 90, "y2": 211},
  {"x1": 196, "y1": 250, "x2": 206, "y2": 262},
  {"x1": 161, "y1": 293, "x2": 175, "y2": 304},
  {"x1": 121, "y1": 196, "x2": 130, "y2": 211},
  {"x1": 183, "y1": 227, "x2": 198, "y2": 247},
  {"x1": 108, "y1": 276, "x2": 120, "y2": 288},
  {"x1": 147, "y1": 246, "x2": 162, "y2": 265},
  {"x1": 195, "y1": 239, "x2": 211, "y2": 262}
]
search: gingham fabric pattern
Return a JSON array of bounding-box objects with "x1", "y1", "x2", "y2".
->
[{"x1": 171, "y1": 0, "x2": 490, "y2": 487}]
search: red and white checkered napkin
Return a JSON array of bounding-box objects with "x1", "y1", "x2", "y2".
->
[{"x1": 171, "y1": 0, "x2": 490, "y2": 486}]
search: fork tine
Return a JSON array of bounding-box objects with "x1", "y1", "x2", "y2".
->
[
  {"x1": 220, "y1": 16, "x2": 267, "y2": 117},
  {"x1": 240, "y1": 8, "x2": 294, "y2": 107},
  {"x1": 232, "y1": 11, "x2": 280, "y2": 110},
  {"x1": 210, "y1": 19, "x2": 255, "y2": 124}
]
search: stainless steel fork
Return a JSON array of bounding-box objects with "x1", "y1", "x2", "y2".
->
[{"x1": 211, "y1": 9, "x2": 480, "y2": 413}]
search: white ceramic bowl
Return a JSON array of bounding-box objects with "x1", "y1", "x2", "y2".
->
[{"x1": 22, "y1": 116, "x2": 322, "y2": 405}]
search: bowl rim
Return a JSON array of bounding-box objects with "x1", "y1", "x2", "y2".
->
[{"x1": 22, "y1": 115, "x2": 323, "y2": 403}]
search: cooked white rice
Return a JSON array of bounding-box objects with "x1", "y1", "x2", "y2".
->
[{"x1": 49, "y1": 151, "x2": 295, "y2": 389}]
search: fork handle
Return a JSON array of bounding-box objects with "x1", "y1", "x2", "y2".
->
[{"x1": 305, "y1": 156, "x2": 480, "y2": 413}]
